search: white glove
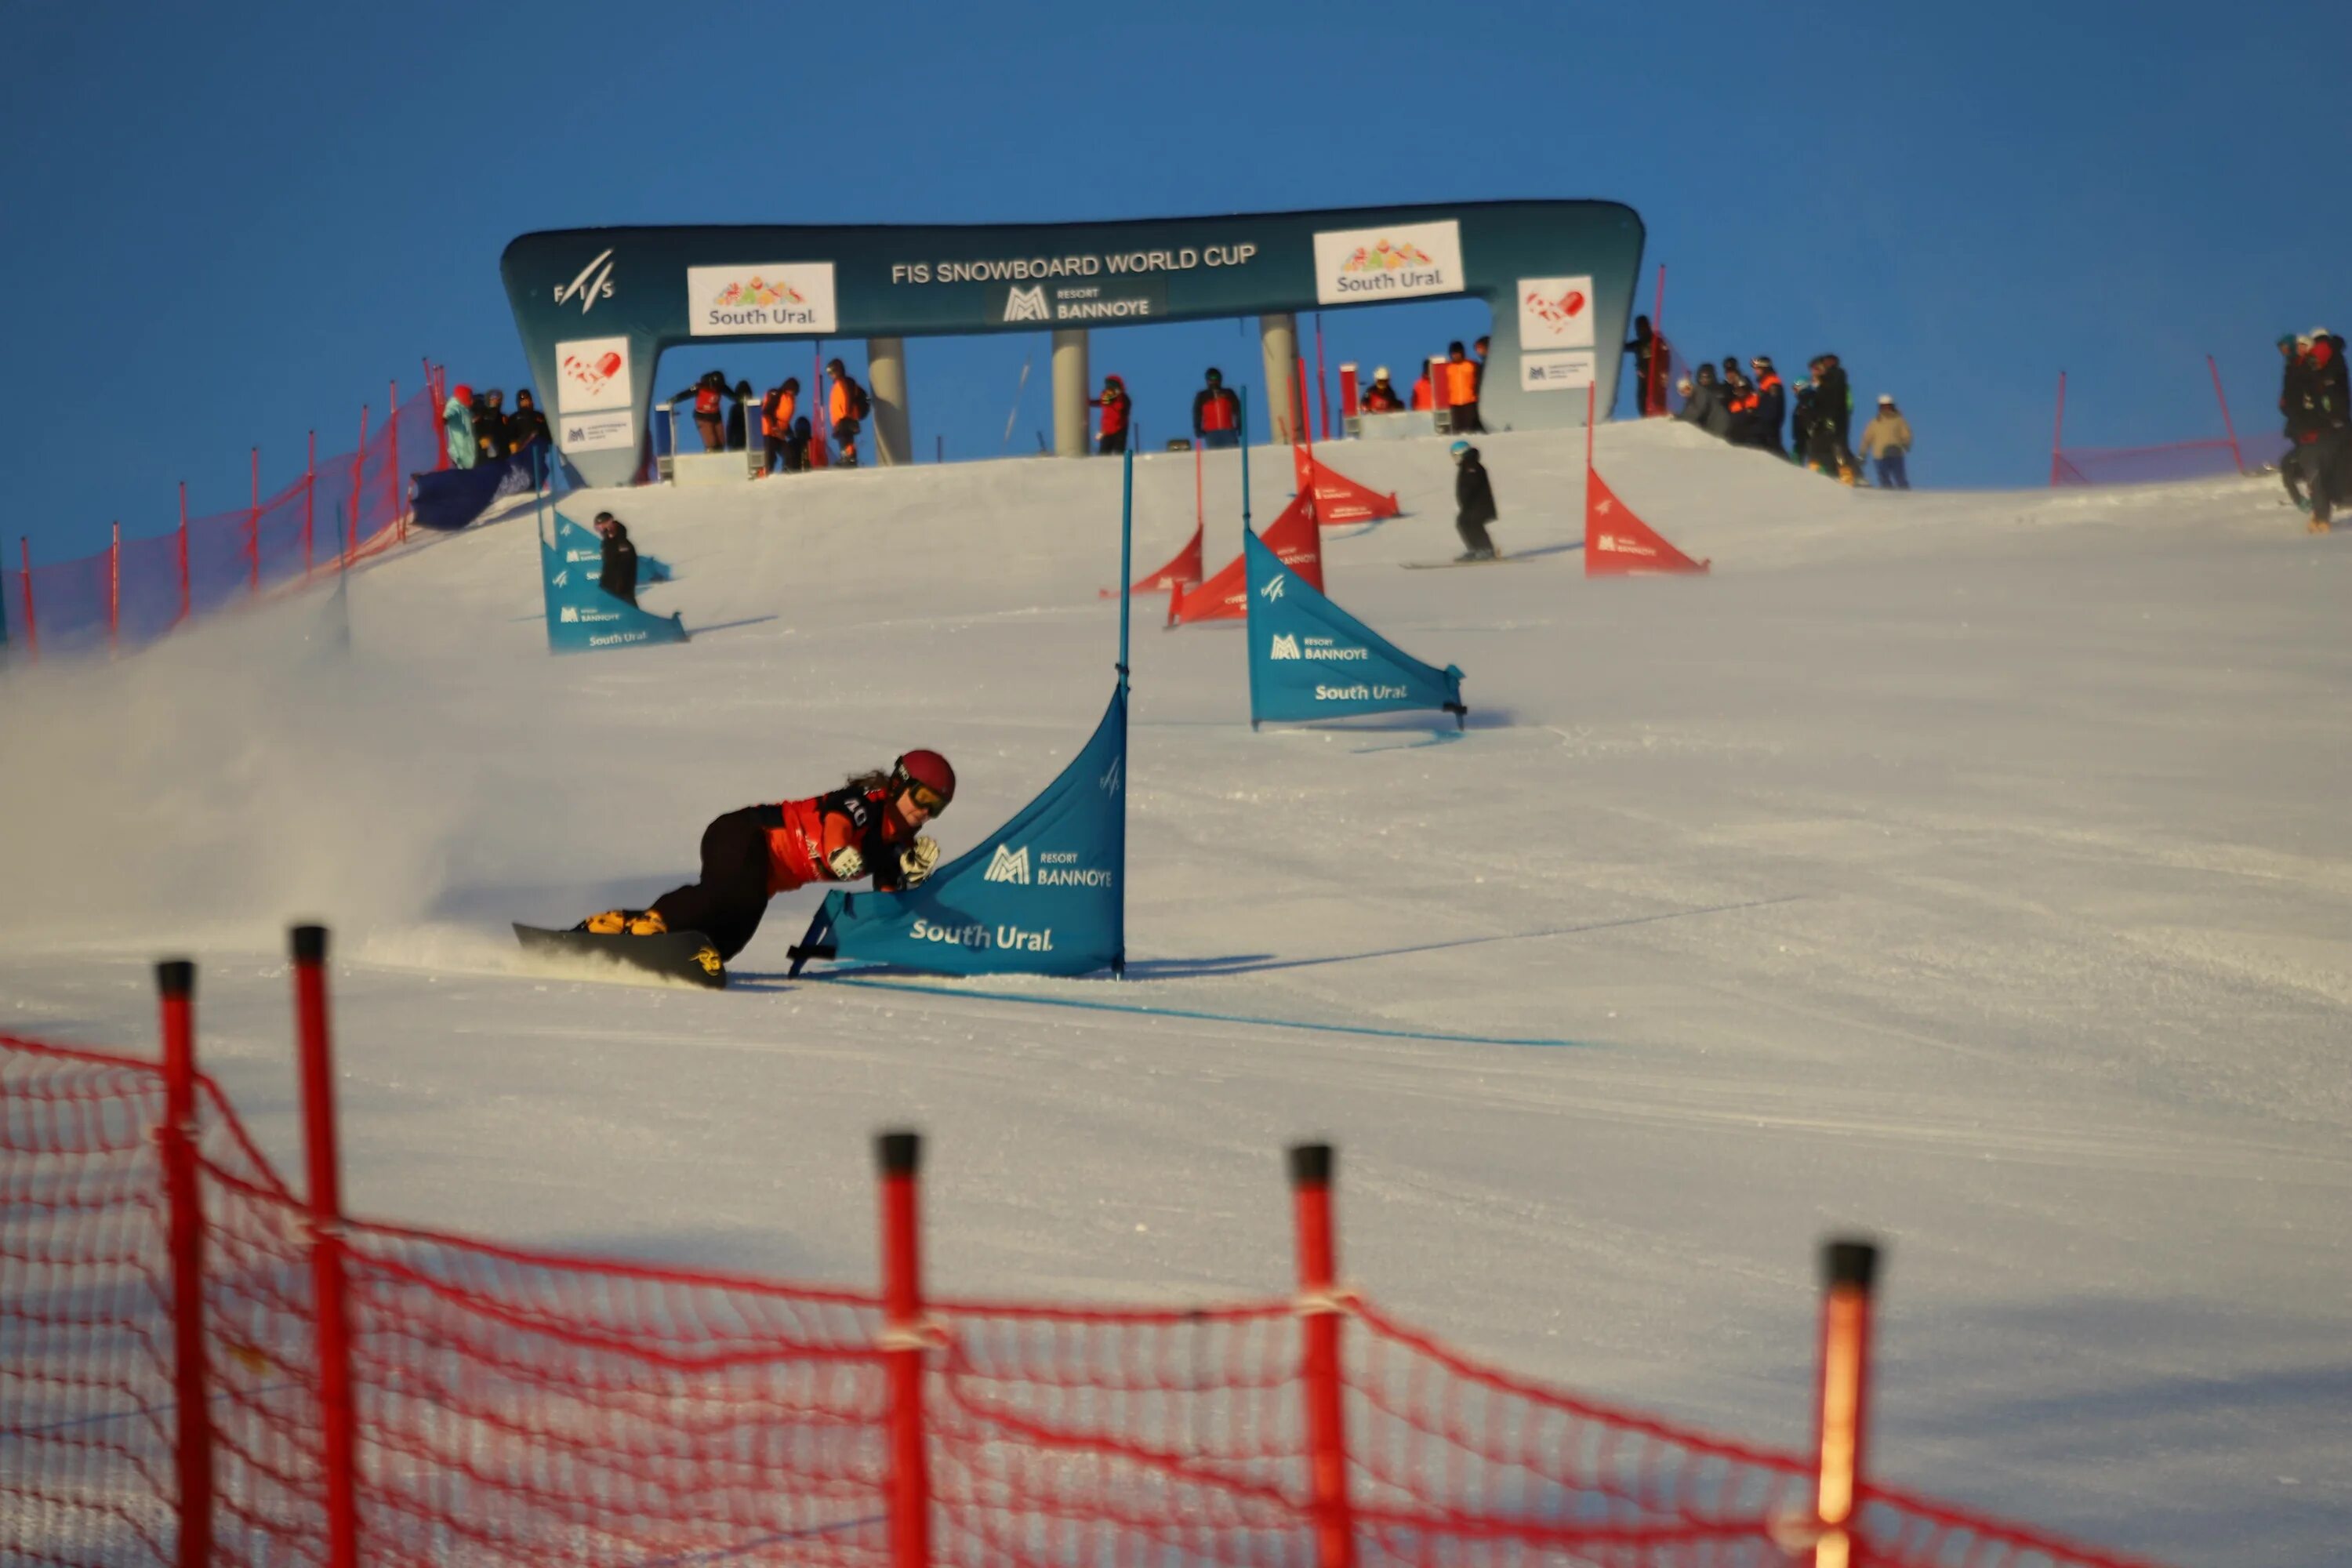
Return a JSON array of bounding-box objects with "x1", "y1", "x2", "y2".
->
[
  {"x1": 898, "y1": 836, "x2": 942, "y2": 887},
  {"x1": 826, "y1": 845, "x2": 866, "y2": 880}
]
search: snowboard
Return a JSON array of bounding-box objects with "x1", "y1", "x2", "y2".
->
[
  {"x1": 512, "y1": 924, "x2": 728, "y2": 989},
  {"x1": 1400, "y1": 554, "x2": 1542, "y2": 569}
]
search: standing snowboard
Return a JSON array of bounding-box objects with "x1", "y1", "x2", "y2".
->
[{"x1": 513, "y1": 924, "x2": 728, "y2": 989}]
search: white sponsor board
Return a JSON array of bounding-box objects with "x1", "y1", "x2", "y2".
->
[
  {"x1": 555, "y1": 336, "x2": 633, "y2": 414},
  {"x1": 1515, "y1": 275, "x2": 1596, "y2": 349},
  {"x1": 557, "y1": 408, "x2": 635, "y2": 453},
  {"x1": 1312, "y1": 220, "x2": 1464, "y2": 306},
  {"x1": 687, "y1": 263, "x2": 837, "y2": 336},
  {"x1": 1520, "y1": 350, "x2": 1597, "y2": 394}
]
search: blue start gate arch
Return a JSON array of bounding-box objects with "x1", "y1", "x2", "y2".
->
[{"x1": 500, "y1": 199, "x2": 1645, "y2": 488}]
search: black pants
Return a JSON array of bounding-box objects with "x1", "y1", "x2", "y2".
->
[
  {"x1": 1456, "y1": 515, "x2": 1495, "y2": 554},
  {"x1": 1099, "y1": 427, "x2": 1128, "y2": 455},
  {"x1": 650, "y1": 806, "x2": 779, "y2": 960},
  {"x1": 1450, "y1": 401, "x2": 1484, "y2": 434}
]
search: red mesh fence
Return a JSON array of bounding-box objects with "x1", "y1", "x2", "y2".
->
[
  {"x1": 2, "y1": 1030, "x2": 2169, "y2": 1568},
  {"x1": 2052, "y1": 433, "x2": 2290, "y2": 486},
  {"x1": 9, "y1": 385, "x2": 437, "y2": 667}
]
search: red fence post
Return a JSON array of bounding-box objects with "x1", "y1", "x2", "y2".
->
[
  {"x1": 1295, "y1": 354, "x2": 1315, "y2": 460},
  {"x1": 108, "y1": 521, "x2": 120, "y2": 652},
  {"x1": 876, "y1": 1131, "x2": 932, "y2": 1568},
  {"x1": 1289, "y1": 1143, "x2": 1356, "y2": 1568},
  {"x1": 425, "y1": 358, "x2": 447, "y2": 473},
  {"x1": 303, "y1": 430, "x2": 317, "y2": 575},
  {"x1": 176, "y1": 482, "x2": 191, "y2": 626},
  {"x1": 388, "y1": 379, "x2": 403, "y2": 544},
  {"x1": 16, "y1": 536, "x2": 35, "y2": 662},
  {"x1": 1338, "y1": 363, "x2": 1359, "y2": 422},
  {"x1": 350, "y1": 404, "x2": 370, "y2": 564},
  {"x1": 248, "y1": 448, "x2": 261, "y2": 598},
  {"x1": 292, "y1": 924, "x2": 362, "y2": 1568},
  {"x1": 1812, "y1": 1240, "x2": 1879, "y2": 1568},
  {"x1": 2208, "y1": 354, "x2": 2245, "y2": 474},
  {"x1": 1648, "y1": 262, "x2": 1668, "y2": 416},
  {"x1": 2049, "y1": 371, "x2": 2067, "y2": 487},
  {"x1": 1314, "y1": 313, "x2": 1330, "y2": 443},
  {"x1": 155, "y1": 958, "x2": 216, "y2": 1568}
]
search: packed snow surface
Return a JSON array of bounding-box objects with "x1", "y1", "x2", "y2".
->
[{"x1": 3, "y1": 419, "x2": 2346, "y2": 1565}]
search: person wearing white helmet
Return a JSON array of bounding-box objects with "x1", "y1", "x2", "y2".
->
[
  {"x1": 1450, "y1": 440, "x2": 1500, "y2": 561},
  {"x1": 1858, "y1": 395, "x2": 1914, "y2": 489},
  {"x1": 1361, "y1": 365, "x2": 1406, "y2": 413}
]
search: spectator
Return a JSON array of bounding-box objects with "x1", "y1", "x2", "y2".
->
[
  {"x1": 1721, "y1": 365, "x2": 1758, "y2": 447},
  {"x1": 1858, "y1": 395, "x2": 1913, "y2": 488},
  {"x1": 1441, "y1": 341, "x2": 1483, "y2": 433},
  {"x1": 1450, "y1": 440, "x2": 1499, "y2": 561},
  {"x1": 2283, "y1": 330, "x2": 2350, "y2": 528},
  {"x1": 726, "y1": 380, "x2": 753, "y2": 452},
  {"x1": 1360, "y1": 365, "x2": 1406, "y2": 413},
  {"x1": 508, "y1": 388, "x2": 552, "y2": 487},
  {"x1": 1090, "y1": 374, "x2": 1132, "y2": 455},
  {"x1": 474, "y1": 389, "x2": 509, "y2": 462},
  {"x1": 827, "y1": 358, "x2": 870, "y2": 468},
  {"x1": 1813, "y1": 354, "x2": 1858, "y2": 481},
  {"x1": 2277, "y1": 333, "x2": 2307, "y2": 437},
  {"x1": 1626, "y1": 315, "x2": 1672, "y2": 416},
  {"x1": 760, "y1": 379, "x2": 800, "y2": 474},
  {"x1": 1410, "y1": 365, "x2": 1434, "y2": 411},
  {"x1": 442, "y1": 382, "x2": 477, "y2": 470},
  {"x1": 593, "y1": 511, "x2": 639, "y2": 606},
  {"x1": 1192, "y1": 367, "x2": 1242, "y2": 449},
  {"x1": 1686, "y1": 364, "x2": 1733, "y2": 440},
  {"x1": 1749, "y1": 357, "x2": 1788, "y2": 457},
  {"x1": 1675, "y1": 373, "x2": 1722, "y2": 437},
  {"x1": 1472, "y1": 336, "x2": 1490, "y2": 397},
  {"x1": 669, "y1": 370, "x2": 730, "y2": 453},
  {"x1": 1791, "y1": 378, "x2": 1818, "y2": 470}
]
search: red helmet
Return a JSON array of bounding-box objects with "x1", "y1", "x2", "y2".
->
[{"x1": 890, "y1": 750, "x2": 956, "y2": 811}]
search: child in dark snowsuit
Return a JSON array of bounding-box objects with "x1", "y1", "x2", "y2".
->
[{"x1": 1451, "y1": 441, "x2": 1498, "y2": 560}]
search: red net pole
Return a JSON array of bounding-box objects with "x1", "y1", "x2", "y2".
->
[
  {"x1": 303, "y1": 430, "x2": 317, "y2": 575},
  {"x1": 1195, "y1": 437, "x2": 1204, "y2": 532},
  {"x1": 248, "y1": 448, "x2": 261, "y2": 597},
  {"x1": 156, "y1": 959, "x2": 216, "y2": 1568},
  {"x1": 1314, "y1": 314, "x2": 1330, "y2": 442},
  {"x1": 877, "y1": 1131, "x2": 933, "y2": 1568},
  {"x1": 176, "y1": 482, "x2": 191, "y2": 626},
  {"x1": 2208, "y1": 354, "x2": 2245, "y2": 474},
  {"x1": 1295, "y1": 354, "x2": 1315, "y2": 461},
  {"x1": 425, "y1": 358, "x2": 448, "y2": 472},
  {"x1": 351, "y1": 404, "x2": 370, "y2": 564},
  {"x1": 1289, "y1": 1143, "x2": 1356, "y2": 1568},
  {"x1": 1587, "y1": 379, "x2": 1597, "y2": 472},
  {"x1": 1648, "y1": 263, "x2": 1668, "y2": 416},
  {"x1": 17, "y1": 535, "x2": 35, "y2": 662},
  {"x1": 292, "y1": 924, "x2": 362, "y2": 1568},
  {"x1": 2049, "y1": 371, "x2": 2067, "y2": 487},
  {"x1": 388, "y1": 379, "x2": 404, "y2": 544},
  {"x1": 108, "y1": 521, "x2": 120, "y2": 652},
  {"x1": 1338, "y1": 362, "x2": 1359, "y2": 421},
  {"x1": 1812, "y1": 1240, "x2": 1879, "y2": 1568}
]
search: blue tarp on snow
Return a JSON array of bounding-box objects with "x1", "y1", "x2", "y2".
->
[{"x1": 409, "y1": 454, "x2": 536, "y2": 532}]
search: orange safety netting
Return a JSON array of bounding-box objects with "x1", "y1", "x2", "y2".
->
[{"x1": 2, "y1": 1033, "x2": 2165, "y2": 1568}]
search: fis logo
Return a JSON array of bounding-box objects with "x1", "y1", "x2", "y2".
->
[
  {"x1": 1593, "y1": 497, "x2": 1613, "y2": 517},
  {"x1": 1098, "y1": 756, "x2": 1123, "y2": 795},
  {"x1": 984, "y1": 844, "x2": 1032, "y2": 884},
  {"x1": 1269, "y1": 633, "x2": 1301, "y2": 659},
  {"x1": 1259, "y1": 575, "x2": 1286, "y2": 602},
  {"x1": 1004, "y1": 285, "x2": 1050, "y2": 324},
  {"x1": 552, "y1": 568, "x2": 570, "y2": 587},
  {"x1": 554, "y1": 249, "x2": 616, "y2": 314}
]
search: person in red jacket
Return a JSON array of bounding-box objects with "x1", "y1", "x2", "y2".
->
[
  {"x1": 579, "y1": 750, "x2": 956, "y2": 963},
  {"x1": 1090, "y1": 373, "x2": 1132, "y2": 454},
  {"x1": 1192, "y1": 367, "x2": 1242, "y2": 449}
]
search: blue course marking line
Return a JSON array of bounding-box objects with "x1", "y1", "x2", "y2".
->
[{"x1": 809, "y1": 973, "x2": 1589, "y2": 1049}]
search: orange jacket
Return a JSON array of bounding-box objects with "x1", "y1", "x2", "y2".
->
[
  {"x1": 1410, "y1": 375, "x2": 1433, "y2": 410},
  {"x1": 1443, "y1": 358, "x2": 1479, "y2": 406},
  {"x1": 829, "y1": 378, "x2": 857, "y2": 426},
  {"x1": 763, "y1": 389, "x2": 796, "y2": 439}
]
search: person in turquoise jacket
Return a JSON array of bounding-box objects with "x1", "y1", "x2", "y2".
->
[{"x1": 443, "y1": 383, "x2": 477, "y2": 470}]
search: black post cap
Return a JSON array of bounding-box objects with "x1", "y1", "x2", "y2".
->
[
  {"x1": 876, "y1": 1130, "x2": 922, "y2": 1177},
  {"x1": 155, "y1": 960, "x2": 195, "y2": 997},
  {"x1": 1287, "y1": 1142, "x2": 1334, "y2": 1189},
  {"x1": 291, "y1": 925, "x2": 328, "y2": 963},
  {"x1": 1824, "y1": 1239, "x2": 1881, "y2": 1291}
]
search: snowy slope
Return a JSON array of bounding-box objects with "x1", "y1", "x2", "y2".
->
[{"x1": 2, "y1": 420, "x2": 2347, "y2": 1566}]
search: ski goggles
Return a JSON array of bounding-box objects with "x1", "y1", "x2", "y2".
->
[{"x1": 901, "y1": 781, "x2": 949, "y2": 815}]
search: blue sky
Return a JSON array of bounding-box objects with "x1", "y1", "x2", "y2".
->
[{"x1": 3, "y1": 0, "x2": 2342, "y2": 562}]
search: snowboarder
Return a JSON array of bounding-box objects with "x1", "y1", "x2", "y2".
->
[
  {"x1": 592, "y1": 512, "x2": 638, "y2": 605},
  {"x1": 1450, "y1": 440, "x2": 1499, "y2": 561},
  {"x1": 578, "y1": 750, "x2": 956, "y2": 966}
]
